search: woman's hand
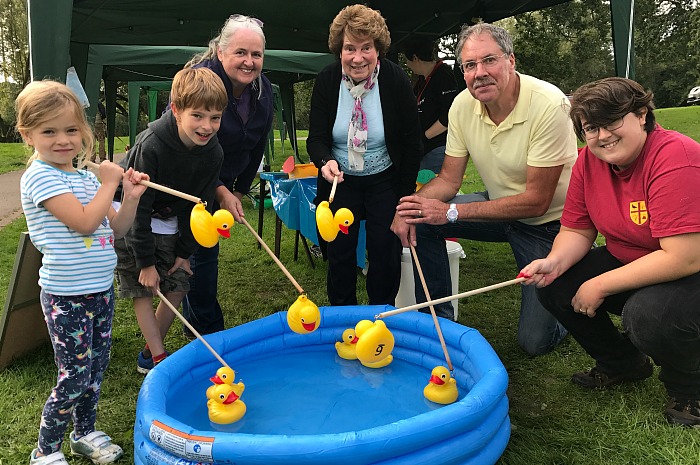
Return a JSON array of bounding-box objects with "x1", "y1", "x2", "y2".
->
[
  {"x1": 571, "y1": 277, "x2": 606, "y2": 317},
  {"x1": 520, "y1": 258, "x2": 560, "y2": 288},
  {"x1": 321, "y1": 160, "x2": 343, "y2": 184},
  {"x1": 168, "y1": 256, "x2": 193, "y2": 276},
  {"x1": 217, "y1": 186, "x2": 245, "y2": 222}
]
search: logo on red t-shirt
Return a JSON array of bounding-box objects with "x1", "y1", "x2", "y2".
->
[{"x1": 629, "y1": 201, "x2": 648, "y2": 225}]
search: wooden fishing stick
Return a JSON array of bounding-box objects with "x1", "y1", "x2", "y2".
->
[
  {"x1": 156, "y1": 290, "x2": 229, "y2": 368},
  {"x1": 376, "y1": 276, "x2": 527, "y2": 319},
  {"x1": 409, "y1": 244, "x2": 453, "y2": 371},
  {"x1": 85, "y1": 161, "x2": 204, "y2": 205},
  {"x1": 329, "y1": 175, "x2": 338, "y2": 203},
  {"x1": 238, "y1": 217, "x2": 305, "y2": 295}
]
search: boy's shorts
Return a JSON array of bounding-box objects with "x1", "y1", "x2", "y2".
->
[{"x1": 115, "y1": 234, "x2": 190, "y2": 299}]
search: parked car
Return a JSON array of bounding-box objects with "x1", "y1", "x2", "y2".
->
[{"x1": 687, "y1": 86, "x2": 700, "y2": 105}]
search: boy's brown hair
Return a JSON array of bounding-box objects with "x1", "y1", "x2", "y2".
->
[{"x1": 170, "y1": 67, "x2": 228, "y2": 112}]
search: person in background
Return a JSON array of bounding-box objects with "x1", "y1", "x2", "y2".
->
[
  {"x1": 307, "y1": 4, "x2": 422, "y2": 306},
  {"x1": 393, "y1": 23, "x2": 577, "y2": 357},
  {"x1": 115, "y1": 68, "x2": 227, "y2": 373},
  {"x1": 17, "y1": 80, "x2": 148, "y2": 465},
  {"x1": 402, "y1": 37, "x2": 458, "y2": 174},
  {"x1": 181, "y1": 14, "x2": 274, "y2": 336},
  {"x1": 520, "y1": 77, "x2": 700, "y2": 427}
]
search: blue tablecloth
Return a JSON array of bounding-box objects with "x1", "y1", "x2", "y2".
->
[{"x1": 260, "y1": 172, "x2": 366, "y2": 267}]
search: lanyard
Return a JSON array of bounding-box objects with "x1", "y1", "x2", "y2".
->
[{"x1": 416, "y1": 60, "x2": 443, "y2": 104}]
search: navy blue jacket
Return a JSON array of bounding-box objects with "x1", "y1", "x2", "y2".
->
[{"x1": 195, "y1": 57, "x2": 274, "y2": 196}]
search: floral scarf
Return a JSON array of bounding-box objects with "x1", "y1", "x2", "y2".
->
[{"x1": 342, "y1": 60, "x2": 380, "y2": 171}]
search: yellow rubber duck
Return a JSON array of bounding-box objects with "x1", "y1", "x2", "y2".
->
[
  {"x1": 316, "y1": 200, "x2": 354, "y2": 242},
  {"x1": 205, "y1": 366, "x2": 245, "y2": 400},
  {"x1": 190, "y1": 203, "x2": 234, "y2": 248},
  {"x1": 286, "y1": 294, "x2": 321, "y2": 334},
  {"x1": 335, "y1": 328, "x2": 359, "y2": 360},
  {"x1": 207, "y1": 384, "x2": 247, "y2": 424},
  {"x1": 355, "y1": 320, "x2": 395, "y2": 368},
  {"x1": 423, "y1": 366, "x2": 459, "y2": 405}
]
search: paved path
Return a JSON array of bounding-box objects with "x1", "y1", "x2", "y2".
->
[
  {"x1": 0, "y1": 169, "x2": 24, "y2": 228},
  {"x1": 0, "y1": 153, "x2": 127, "y2": 229}
]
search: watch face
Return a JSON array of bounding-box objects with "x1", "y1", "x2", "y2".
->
[{"x1": 447, "y1": 206, "x2": 458, "y2": 222}]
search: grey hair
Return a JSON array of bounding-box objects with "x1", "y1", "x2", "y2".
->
[
  {"x1": 454, "y1": 22, "x2": 514, "y2": 66},
  {"x1": 186, "y1": 15, "x2": 266, "y2": 98}
]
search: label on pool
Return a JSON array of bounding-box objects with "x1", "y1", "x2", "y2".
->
[{"x1": 149, "y1": 420, "x2": 214, "y2": 462}]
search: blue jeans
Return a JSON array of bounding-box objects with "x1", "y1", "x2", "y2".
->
[
  {"x1": 182, "y1": 243, "x2": 224, "y2": 335},
  {"x1": 537, "y1": 246, "x2": 700, "y2": 398},
  {"x1": 420, "y1": 146, "x2": 446, "y2": 174},
  {"x1": 414, "y1": 192, "x2": 566, "y2": 356}
]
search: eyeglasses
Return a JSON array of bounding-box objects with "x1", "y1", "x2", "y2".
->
[
  {"x1": 228, "y1": 14, "x2": 264, "y2": 28},
  {"x1": 582, "y1": 118, "x2": 625, "y2": 139},
  {"x1": 459, "y1": 53, "x2": 508, "y2": 74}
]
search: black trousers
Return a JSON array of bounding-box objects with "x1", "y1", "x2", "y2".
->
[
  {"x1": 321, "y1": 169, "x2": 401, "y2": 306},
  {"x1": 537, "y1": 246, "x2": 700, "y2": 398}
]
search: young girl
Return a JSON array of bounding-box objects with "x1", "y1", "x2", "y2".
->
[{"x1": 16, "y1": 80, "x2": 149, "y2": 465}]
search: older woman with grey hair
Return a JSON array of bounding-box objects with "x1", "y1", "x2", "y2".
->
[{"x1": 182, "y1": 14, "x2": 274, "y2": 336}]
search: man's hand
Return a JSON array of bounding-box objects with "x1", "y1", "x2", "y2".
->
[
  {"x1": 396, "y1": 195, "x2": 450, "y2": 225},
  {"x1": 391, "y1": 212, "x2": 415, "y2": 247}
]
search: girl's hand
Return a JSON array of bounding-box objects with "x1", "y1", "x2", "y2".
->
[
  {"x1": 98, "y1": 160, "x2": 126, "y2": 187},
  {"x1": 121, "y1": 168, "x2": 149, "y2": 200}
]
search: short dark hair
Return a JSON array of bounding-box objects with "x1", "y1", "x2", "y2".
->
[
  {"x1": 401, "y1": 37, "x2": 436, "y2": 62},
  {"x1": 569, "y1": 77, "x2": 656, "y2": 142}
]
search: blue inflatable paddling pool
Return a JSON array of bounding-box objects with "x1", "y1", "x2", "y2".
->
[{"x1": 134, "y1": 305, "x2": 510, "y2": 464}]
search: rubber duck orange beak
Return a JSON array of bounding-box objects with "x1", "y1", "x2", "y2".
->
[
  {"x1": 218, "y1": 228, "x2": 231, "y2": 238},
  {"x1": 429, "y1": 374, "x2": 445, "y2": 385},
  {"x1": 351, "y1": 336, "x2": 359, "y2": 344},
  {"x1": 223, "y1": 391, "x2": 240, "y2": 404},
  {"x1": 339, "y1": 225, "x2": 349, "y2": 235},
  {"x1": 210, "y1": 375, "x2": 223, "y2": 384}
]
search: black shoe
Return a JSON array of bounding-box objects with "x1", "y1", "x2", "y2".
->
[
  {"x1": 665, "y1": 397, "x2": 700, "y2": 427},
  {"x1": 571, "y1": 358, "x2": 653, "y2": 389}
]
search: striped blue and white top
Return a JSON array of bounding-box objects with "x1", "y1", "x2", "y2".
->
[{"x1": 20, "y1": 160, "x2": 116, "y2": 295}]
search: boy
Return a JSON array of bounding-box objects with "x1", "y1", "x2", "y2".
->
[{"x1": 115, "y1": 67, "x2": 227, "y2": 373}]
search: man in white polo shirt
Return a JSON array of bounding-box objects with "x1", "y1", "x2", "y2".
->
[{"x1": 392, "y1": 22, "x2": 578, "y2": 356}]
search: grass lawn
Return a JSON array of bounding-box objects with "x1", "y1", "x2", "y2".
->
[{"x1": 1, "y1": 115, "x2": 699, "y2": 464}]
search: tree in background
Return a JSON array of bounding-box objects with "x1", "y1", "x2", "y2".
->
[
  {"x1": 0, "y1": 0, "x2": 28, "y2": 141},
  {"x1": 510, "y1": 0, "x2": 613, "y2": 96},
  {"x1": 509, "y1": 0, "x2": 698, "y2": 108},
  {"x1": 634, "y1": 0, "x2": 700, "y2": 107}
]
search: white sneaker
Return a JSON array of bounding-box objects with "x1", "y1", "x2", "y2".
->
[
  {"x1": 69, "y1": 431, "x2": 123, "y2": 464},
  {"x1": 29, "y1": 449, "x2": 69, "y2": 465}
]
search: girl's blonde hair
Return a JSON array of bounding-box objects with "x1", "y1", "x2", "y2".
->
[{"x1": 15, "y1": 80, "x2": 94, "y2": 166}]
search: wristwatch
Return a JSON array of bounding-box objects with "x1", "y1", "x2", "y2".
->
[{"x1": 446, "y1": 203, "x2": 459, "y2": 223}]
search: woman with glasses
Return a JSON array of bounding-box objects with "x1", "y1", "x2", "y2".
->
[
  {"x1": 307, "y1": 5, "x2": 422, "y2": 306},
  {"x1": 181, "y1": 14, "x2": 274, "y2": 336},
  {"x1": 521, "y1": 77, "x2": 700, "y2": 427}
]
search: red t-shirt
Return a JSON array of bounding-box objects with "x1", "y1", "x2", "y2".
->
[{"x1": 562, "y1": 125, "x2": 700, "y2": 264}]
